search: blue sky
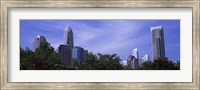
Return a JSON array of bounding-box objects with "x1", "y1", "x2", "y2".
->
[{"x1": 20, "y1": 20, "x2": 180, "y2": 61}]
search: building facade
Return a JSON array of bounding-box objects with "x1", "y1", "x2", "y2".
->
[
  {"x1": 72, "y1": 46, "x2": 85, "y2": 64},
  {"x1": 32, "y1": 35, "x2": 47, "y2": 52},
  {"x1": 151, "y1": 26, "x2": 166, "y2": 60},
  {"x1": 72, "y1": 47, "x2": 88, "y2": 64},
  {"x1": 59, "y1": 26, "x2": 74, "y2": 68},
  {"x1": 131, "y1": 48, "x2": 140, "y2": 66},
  {"x1": 58, "y1": 45, "x2": 72, "y2": 68},
  {"x1": 140, "y1": 54, "x2": 149, "y2": 64},
  {"x1": 64, "y1": 26, "x2": 74, "y2": 49},
  {"x1": 132, "y1": 48, "x2": 139, "y2": 59},
  {"x1": 127, "y1": 55, "x2": 139, "y2": 69}
]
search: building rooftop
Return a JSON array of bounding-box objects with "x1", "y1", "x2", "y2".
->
[
  {"x1": 36, "y1": 35, "x2": 41, "y2": 38},
  {"x1": 65, "y1": 25, "x2": 72, "y2": 32},
  {"x1": 150, "y1": 26, "x2": 163, "y2": 31}
]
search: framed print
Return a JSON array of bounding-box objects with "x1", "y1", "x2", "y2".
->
[{"x1": 0, "y1": 0, "x2": 200, "y2": 90}]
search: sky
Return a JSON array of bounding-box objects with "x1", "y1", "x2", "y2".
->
[{"x1": 20, "y1": 20, "x2": 180, "y2": 61}]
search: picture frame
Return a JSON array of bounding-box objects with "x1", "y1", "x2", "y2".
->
[{"x1": 0, "y1": 0, "x2": 199, "y2": 89}]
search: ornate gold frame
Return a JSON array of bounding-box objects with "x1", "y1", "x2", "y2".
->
[{"x1": 0, "y1": 0, "x2": 199, "y2": 89}]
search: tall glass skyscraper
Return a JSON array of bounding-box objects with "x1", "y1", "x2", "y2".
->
[
  {"x1": 72, "y1": 46, "x2": 88, "y2": 64},
  {"x1": 72, "y1": 46, "x2": 84, "y2": 64},
  {"x1": 151, "y1": 26, "x2": 165, "y2": 60},
  {"x1": 59, "y1": 25, "x2": 74, "y2": 68}
]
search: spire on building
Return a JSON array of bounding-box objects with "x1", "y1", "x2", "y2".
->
[
  {"x1": 59, "y1": 25, "x2": 74, "y2": 69},
  {"x1": 63, "y1": 25, "x2": 74, "y2": 49},
  {"x1": 65, "y1": 25, "x2": 72, "y2": 32}
]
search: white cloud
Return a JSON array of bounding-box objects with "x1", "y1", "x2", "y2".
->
[
  {"x1": 76, "y1": 32, "x2": 96, "y2": 42},
  {"x1": 73, "y1": 20, "x2": 143, "y2": 55}
]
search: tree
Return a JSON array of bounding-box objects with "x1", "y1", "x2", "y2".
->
[
  {"x1": 139, "y1": 61, "x2": 152, "y2": 70},
  {"x1": 20, "y1": 47, "x2": 36, "y2": 70},
  {"x1": 173, "y1": 60, "x2": 180, "y2": 70},
  {"x1": 78, "y1": 52, "x2": 98, "y2": 70},
  {"x1": 78, "y1": 52, "x2": 123, "y2": 70},
  {"x1": 72, "y1": 59, "x2": 79, "y2": 69},
  {"x1": 139, "y1": 58, "x2": 180, "y2": 70},
  {"x1": 20, "y1": 43, "x2": 63, "y2": 70},
  {"x1": 151, "y1": 58, "x2": 175, "y2": 70},
  {"x1": 122, "y1": 65, "x2": 132, "y2": 70}
]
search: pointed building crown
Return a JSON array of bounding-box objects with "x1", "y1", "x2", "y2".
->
[
  {"x1": 151, "y1": 26, "x2": 163, "y2": 32},
  {"x1": 65, "y1": 25, "x2": 72, "y2": 32}
]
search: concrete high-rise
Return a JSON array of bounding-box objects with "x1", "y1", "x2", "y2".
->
[
  {"x1": 59, "y1": 25, "x2": 74, "y2": 68},
  {"x1": 127, "y1": 55, "x2": 139, "y2": 69},
  {"x1": 131, "y1": 48, "x2": 139, "y2": 59},
  {"x1": 151, "y1": 26, "x2": 165, "y2": 60},
  {"x1": 131, "y1": 48, "x2": 140, "y2": 66},
  {"x1": 143, "y1": 54, "x2": 149, "y2": 61},
  {"x1": 32, "y1": 35, "x2": 47, "y2": 52},
  {"x1": 140, "y1": 54, "x2": 149, "y2": 64}
]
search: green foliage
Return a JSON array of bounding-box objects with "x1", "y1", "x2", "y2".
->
[
  {"x1": 173, "y1": 61, "x2": 180, "y2": 70},
  {"x1": 20, "y1": 43, "x2": 63, "y2": 70},
  {"x1": 78, "y1": 52, "x2": 123, "y2": 70},
  {"x1": 122, "y1": 65, "x2": 133, "y2": 70},
  {"x1": 139, "y1": 58, "x2": 180, "y2": 70},
  {"x1": 138, "y1": 61, "x2": 152, "y2": 70},
  {"x1": 21, "y1": 44, "x2": 180, "y2": 70},
  {"x1": 72, "y1": 59, "x2": 79, "y2": 69}
]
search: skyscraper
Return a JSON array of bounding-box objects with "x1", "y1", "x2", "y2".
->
[
  {"x1": 64, "y1": 26, "x2": 74, "y2": 49},
  {"x1": 72, "y1": 46, "x2": 85, "y2": 64},
  {"x1": 151, "y1": 26, "x2": 165, "y2": 60},
  {"x1": 32, "y1": 35, "x2": 47, "y2": 52},
  {"x1": 59, "y1": 25, "x2": 74, "y2": 68},
  {"x1": 59, "y1": 45, "x2": 72, "y2": 68},
  {"x1": 143, "y1": 54, "x2": 149, "y2": 61},
  {"x1": 131, "y1": 48, "x2": 139, "y2": 59},
  {"x1": 127, "y1": 55, "x2": 139, "y2": 69},
  {"x1": 131, "y1": 48, "x2": 140, "y2": 65},
  {"x1": 140, "y1": 54, "x2": 149, "y2": 64}
]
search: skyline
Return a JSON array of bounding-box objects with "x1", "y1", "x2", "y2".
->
[{"x1": 20, "y1": 20, "x2": 180, "y2": 61}]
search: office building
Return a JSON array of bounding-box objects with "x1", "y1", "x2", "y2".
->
[
  {"x1": 72, "y1": 46, "x2": 86, "y2": 64},
  {"x1": 59, "y1": 25, "x2": 74, "y2": 68},
  {"x1": 131, "y1": 48, "x2": 140, "y2": 66},
  {"x1": 64, "y1": 25, "x2": 74, "y2": 49},
  {"x1": 151, "y1": 26, "x2": 166, "y2": 60},
  {"x1": 59, "y1": 45, "x2": 72, "y2": 68},
  {"x1": 127, "y1": 55, "x2": 139, "y2": 69},
  {"x1": 140, "y1": 54, "x2": 149, "y2": 64},
  {"x1": 32, "y1": 35, "x2": 47, "y2": 52},
  {"x1": 131, "y1": 48, "x2": 139, "y2": 59}
]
